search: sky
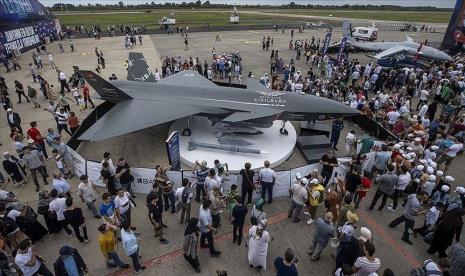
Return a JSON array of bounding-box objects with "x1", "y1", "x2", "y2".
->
[{"x1": 40, "y1": 0, "x2": 456, "y2": 9}]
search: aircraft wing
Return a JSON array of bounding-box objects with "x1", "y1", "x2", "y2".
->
[
  {"x1": 157, "y1": 70, "x2": 216, "y2": 87},
  {"x1": 374, "y1": 46, "x2": 410, "y2": 59},
  {"x1": 79, "y1": 100, "x2": 202, "y2": 141}
]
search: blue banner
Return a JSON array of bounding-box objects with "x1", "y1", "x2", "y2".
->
[
  {"x1": 337, "y1": 36, "x2": 348, "y2": 64},
  {"x1": 321, "y1": 32, "x2": 332, "y2": 57},
  {"x1": 165, "y1": 131, "x2": 181, "y2": 171},
  {"x1": 0, "y1": 19, "x2": 61, "y2": 56}
]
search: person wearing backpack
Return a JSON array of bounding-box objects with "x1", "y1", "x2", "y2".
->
[
  {"x1": 0, "y1": 203, "x2": 26, "y2": 250},
  {"x1": 175, "y1": 178, "x2": 193, "y2": 225},
  {"x1": 53, "y1": 245, "x2": 88, "y2": 276}
]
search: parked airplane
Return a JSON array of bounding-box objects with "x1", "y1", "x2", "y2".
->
[
  {"x1": 343, "y1": 21, "x2": 452, "y2": 62},
  {"x1": 76, "y1": 53, "x2": 357, "y2": 142}
]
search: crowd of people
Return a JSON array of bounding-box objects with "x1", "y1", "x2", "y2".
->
[{"x1": 1, "y1": 22, "x2": 465, "y2": 276}]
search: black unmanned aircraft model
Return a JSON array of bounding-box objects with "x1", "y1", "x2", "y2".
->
[{"x1": 76, "y1": 53, "x2": 358, "y2": 142}]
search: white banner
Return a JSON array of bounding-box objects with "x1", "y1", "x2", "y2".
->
[
  {"x1": 131, "y1": 167, "x2": 155, "y2": 194},
  {"x1": 64, "y1": 146, "x2": 86, "y2": 177},
  {"x1": 86, "y1": 161, "x2": 104, "y2": 188},
  {"x1": 274, "y1": 171, "x2": 291, "y2": 198}
]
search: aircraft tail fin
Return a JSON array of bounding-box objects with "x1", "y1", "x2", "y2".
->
[
  {"x1": 127, "y1": 52, "x2": 156, "y2": 82},
  {"x1": 342, "y1": 20, "x2": 353, "y2": 41},
  {"x1": 77, "y1": 70, "x2": 132, "y2": 103}
]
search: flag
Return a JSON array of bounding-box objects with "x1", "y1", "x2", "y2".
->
[
  {"x1": 321, "y1": 32, "x2": 332, "y2": 57},
  {"x1": 337, "y1": 36, "x2": 348, "y2": 64}
]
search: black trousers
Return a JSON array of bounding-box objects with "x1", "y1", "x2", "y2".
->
[
  {"x1": 32, "y1": 262, "x2": 53, "y2": 276},
  {"x1": 184, "y1": 254, "x2": 200, "y2": 270},
  {"x1": 200, "y1": 231, "x2": 217, "y2": 254},
  {"x1": 211, "y1": 213, "x2": 220, "y2": 228},
  {"x1": 71, "y1": 224, "x2": 88, "y2": 243},
  {"x1": 369, "y1": 188, "x2": 390, "y2": 211},
  {"x1": 58, "y1": 219, "x2": 72, "y2": 235},
  {"x1": 60, "y1": 79, "x2": 70, "y2": 93},
  {"x1": 30, "y1": 166, "x2": 48, "y2": 188},
  {"x1": 389, "y1": 215, "x2": 414, "y2": 241},
  {"x1": 232, "y1": 222, "x2": 244, "y2": 244},
  {"x1": 195, "y1": 183, "x2": 206, "y2": 202},
  {"x1": 241, "y1": 184, "x2": 253, "y2": 204},
  {"x1": 392, "y1": 189, "x2": 404, "y2": 210},
  {"x1": 321, "y1": 169, "x2": 333, "y2": 187}
]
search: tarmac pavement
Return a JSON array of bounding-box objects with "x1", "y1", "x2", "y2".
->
[{"x1": 0, "y1": 28, "x2": 464, "y2": 276}]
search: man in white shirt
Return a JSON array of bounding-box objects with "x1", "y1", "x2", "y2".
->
[
  {"x1": 57, "y1": 69, "x2": 70, "y2": 93},
  {"x1": 15, "y1": 239, "x2": 53, "y2": 276},
  {"x1": 437, "y1": 139, "x2": 464, "y2": 172},
  {"x1": 48, "y1": 53, "x2": 56, "y2": 69},
  {"x1": 49, "y1": 189, "x2": 72, "y2": 236},
  {"x1": 258, "y1": 160, "x2": 276, "y2": 204},
  {"x1": 175, "y1": 178, "x2": 193, "y2": 224},
  {"x1": 386, "y1": 110, "x2": 400, "y2": 126},
  {"x1": 418, "y1": 104, "x2": 429, "y2": 118},
  {"x1": 101, "y1": 152, "x2": 115, "y2": 176},
  {"x1": 52, "y1": 172, "x2": 70, "y2": 197},
  {"x1": 78, "y1": 174, "x2": 101, "y2": 218},
  {"x1": 416, "y1": 89, "x2": 429, "y2": 110},
  {"x1": 288, "y1": 178, "x2": 308, "y2": 223},
  {"x1": 114, "y1": 189, "x2": 132, "y2": 227}
]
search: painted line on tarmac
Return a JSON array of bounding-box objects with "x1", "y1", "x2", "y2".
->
[
  {"x1": 108, "y1": 209, "x2": 421, "y2": 275},
  {"x1": 108, "y1": 211, "x2": 289, "y2": 275},
  {"x1": 358, "y1": 209, "x2": 421, "y2": 268}
]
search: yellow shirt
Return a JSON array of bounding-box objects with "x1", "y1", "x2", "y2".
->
[
  {"x1": 309, "y1": 184, "x2": 325, "y2": 207},
  {"x1": 98, "y1": 231, "x2": 116, "y2": 256}
]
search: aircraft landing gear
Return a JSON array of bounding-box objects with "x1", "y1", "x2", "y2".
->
[
  {"x1": 182, "y1": 116, "x2": 193, "y2": 136},
  {"x1": 182, "y1": 128, "x2": 191, "y2": 136},
  {"x1": 279, "y1": 121, "x2": 289, "y2": 136}
]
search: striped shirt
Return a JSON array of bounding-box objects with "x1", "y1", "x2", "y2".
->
[
  {"x1": 55, "y1": 111, "x2": 69, "y2": 125},
  {"x1": 353, "y1": 257, "x2": 381, "y2": 276}
]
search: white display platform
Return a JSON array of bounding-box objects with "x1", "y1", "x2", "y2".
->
[{"x1": 169, "y1": 116, "x2": 297, "y2": 172}]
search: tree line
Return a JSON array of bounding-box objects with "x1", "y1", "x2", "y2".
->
[{"x1": 49, "y1": 1, "x2": 451, "y2": 12}]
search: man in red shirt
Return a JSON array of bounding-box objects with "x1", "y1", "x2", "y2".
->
[
  {"x1": 82, "y1": 85, "x2": 95, "y2": 108},
  {"x1": 27, "y1": 121, "x2": 48, "y2": 159}
]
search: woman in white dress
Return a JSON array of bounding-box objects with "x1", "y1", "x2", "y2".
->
[{"x1": 247, "y1": 219, "x2": 270, "y2": 271}]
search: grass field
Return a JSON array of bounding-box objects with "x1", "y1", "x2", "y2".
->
[
  {"x1": 56, "y1": 11, "x2": 292, "y2": 28},
  {"x1": 55, "y1": 9, "x2": 452, "y2": 28}
]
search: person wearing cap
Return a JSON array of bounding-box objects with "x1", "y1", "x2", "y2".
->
[
  {"x1": 288, "y1": 177, "x2": 308, "y2": 223},
  {"x1": 410, "y1": 137, "x2": 425, "y2": 157},
  {"x1": 421, "y1": 174, "x2": 437, "y2": 197},
  {"x1": 423, "y1": 145, "x2": 438, "y2": 161},
  {"x1": 22, "y1": 146, "x2": 48, "y2": 191},
  {"x1": 248, "y1": 219, "x2": 270, "y2": 271},
  {"x1": 6, "y1": 107, "x2": 22, "y2": 134},
  {"x1": 305, "y1": 178, "x2": 325, "y2": 225},
  {"x1": 432, "y1": 185, "x2": 451, "y2": 206},
  {"x1": 2, "y1": 151, "x2": 26, "y2": 185},
  {"x1": 388, "y1": 191, "x2": 429, "y2": 245},
  {"x1": 335, "y1": 224, "x2": 360, "y2": 270}
]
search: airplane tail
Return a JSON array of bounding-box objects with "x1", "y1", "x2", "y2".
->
[
  {"x1": 77, "y1": 70, "x2": 132, "y2": 103},
  {"x1": 127, "y1": 52, "x2": 156, "y2": 82},
  {"x1": 342, "y1": 20, "x2": 353, "y2": 41}
]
